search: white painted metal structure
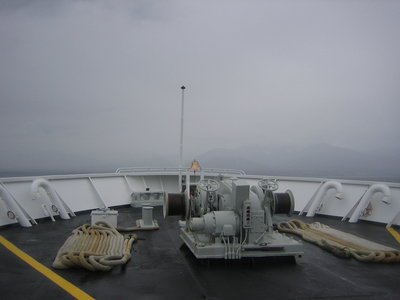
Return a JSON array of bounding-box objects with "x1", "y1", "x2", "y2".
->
[
  {"x1": 304, "y1": 181, "x2": 344, "y2": 217},
  {"x1": 0, "y1": 168, "x2": 399, "y2": 227}
]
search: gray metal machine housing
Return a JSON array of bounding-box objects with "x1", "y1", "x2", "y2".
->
[{"x1": 164, "y1": 178, "x2": 303, "y2": 259}]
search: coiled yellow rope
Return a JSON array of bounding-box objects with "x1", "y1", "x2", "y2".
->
[
  {"x1": 278, "y1": 219, "x2": 400, "y2": 263},
  {"x1": 53, "y1": 222, "x2": 137, "y2": 271}
]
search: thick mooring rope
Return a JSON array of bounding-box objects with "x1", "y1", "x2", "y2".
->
[
  {"x1": 278, "y1": 219, "x2": 400, "y2": 263},
  {"x1": 53, "y1": 221, "x2": 137, "y2": 271}
]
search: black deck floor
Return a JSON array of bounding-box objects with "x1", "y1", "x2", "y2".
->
[{"x1": 1, "y1": 206, "x2": 399, "y2": 300}]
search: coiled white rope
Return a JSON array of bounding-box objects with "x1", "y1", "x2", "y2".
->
[
  {"x1": 53, "y1": 221, "x2": 137, "y2": 271},
  {"x1": 278, "y1": 219, "x2": 400, "y2": 263}
]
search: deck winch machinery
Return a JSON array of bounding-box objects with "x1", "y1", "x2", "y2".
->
[{"x1": 164, "y1": 178, "x2": 303, "y2": 259}]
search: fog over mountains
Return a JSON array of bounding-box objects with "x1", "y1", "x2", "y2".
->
[
  {"x1": 1, "y1": 2, "x2": 399, "y2": 182},
  {"x1": 2, "y1": 143, "x2": 399, "y2": 182},
  {"x1": 196, "y1": 143, "x2": 400, "y2": 182}
]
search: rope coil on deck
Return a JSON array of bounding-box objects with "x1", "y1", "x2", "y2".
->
[
  {"x1": 278, "y1": 219, "x2": 400, "y2": 263},
  {"x1": 53, "y1": 221, "x2": 137, "y2": 271}
]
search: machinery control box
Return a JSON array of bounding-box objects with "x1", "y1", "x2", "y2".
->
[
  {"x1": 232, "y1": 180, "x2": 250, "y2": 210},
  {"x1": 243, "y1": 200, "x2": 252, "y2": 228}
]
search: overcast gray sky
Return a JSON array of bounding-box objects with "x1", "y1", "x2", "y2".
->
[{"x1": 1, "y1": 0, "x2": 399, "y2": 173}]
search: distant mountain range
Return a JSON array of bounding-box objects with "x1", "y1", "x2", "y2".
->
[
  {"x1": 1, "y1": 143, "x2": 399, "y2": 182},
  {"x1": 195, "y1": 143, "x2": 400, "y2": 182}
]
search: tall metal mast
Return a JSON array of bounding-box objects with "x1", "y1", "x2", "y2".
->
[{"x1": 179, "y1": 85, "x2": 186, "y2": 192}]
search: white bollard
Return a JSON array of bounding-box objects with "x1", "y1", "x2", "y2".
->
[{"x1": 142, "y1": 206, "x2": 154, "y2": 226}]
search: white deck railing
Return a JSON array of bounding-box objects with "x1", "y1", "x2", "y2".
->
[
  {"x1": 0, "y1": 170, "x2": 399, "y2": 227},
  {"x1": 115, "y1": 166, "x2": 246, "y2": 175}
]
